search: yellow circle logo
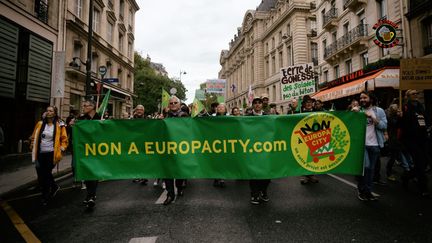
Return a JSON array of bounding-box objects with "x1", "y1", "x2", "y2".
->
[{"x1": 291, "y1": 112, "x2": 350, "y2": 173}]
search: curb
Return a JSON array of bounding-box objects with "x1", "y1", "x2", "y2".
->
[{"x1": 0, "y1": 168, "x2": 73, "y2": 199}]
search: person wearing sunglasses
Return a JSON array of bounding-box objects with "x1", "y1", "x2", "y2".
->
[{"x1": 163, "y1": 96, "x2": 189, "y2": 205}]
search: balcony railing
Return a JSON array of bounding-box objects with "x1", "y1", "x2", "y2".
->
[
  {"x1": 35, "y1": 0, "x2": 49, "y2": 24},
  {"x1": 343, "y1": 0, "x2": 367, "y2": 9},
  {"x1": 324, "y1": 24, "x2": 368, "y2": 59},
  {"x1": 323, "y1": 8, "x2": 338, "y2": 28}
]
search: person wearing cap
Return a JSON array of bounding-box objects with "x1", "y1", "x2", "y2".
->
[
  {"x1": 248, "y1": 97, "x2": 271, "y2": 204},
  {"x1": 299, "y1": 95, "x2": 320, "y2": 184},
  {"x1": 261, "y1": 94, "x2": 270, "y2": 113}
]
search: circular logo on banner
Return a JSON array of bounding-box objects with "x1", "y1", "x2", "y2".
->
[
  {"x1": 373, "y1": 19, "x2": 399, "y2": 48},
  {"x1": 291, "y1": 113, "x2": 350, "y2": 173}
]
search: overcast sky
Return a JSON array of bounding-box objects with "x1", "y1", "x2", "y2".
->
[{"x1": 134, "y1": 0, "x2": 260, "y2": 103}]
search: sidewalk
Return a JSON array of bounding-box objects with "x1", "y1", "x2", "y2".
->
[{"x1": 0, "y1": 154, "x2": 72, "y2": 197}]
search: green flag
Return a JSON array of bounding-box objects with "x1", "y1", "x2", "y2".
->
[
  {"x1": 97, "y1": 89, "x2": 111, "y2": 117},
  {"x1": 191, "y1": 98, "x2": 205, "y2": 117},
  {"x1": 161, "y1": 89, "x2": 170, "y2": 110},
  {"x1": 73, "y1": 112, "x2": 366, "y2": 180}
]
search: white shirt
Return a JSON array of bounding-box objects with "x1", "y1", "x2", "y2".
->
[
  {"x1": 365, "y1": 107, "x2": 378, "y2": 146},
  {"x1": 40, "y1": 124, "x2": 54, "y2": 152}
]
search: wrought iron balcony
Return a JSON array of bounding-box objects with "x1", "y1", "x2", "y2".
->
[
  {"x1": 35, "y1": 0, "x2": 49, "y2": 24},
  {"x1": 343, "y1": 0, "x2": 367, "y2": 9},
  {"x1": 323, "y1": 8, "x2": 338, "y2": 29},
  {"x1": 324, "y1": 24, "x2": 368, "y2": 60}
]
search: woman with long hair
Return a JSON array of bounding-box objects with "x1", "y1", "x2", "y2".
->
[{"x1": 30, "y1": 106, "x2": 68, "y2": 206}]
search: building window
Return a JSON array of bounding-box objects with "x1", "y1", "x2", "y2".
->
[
  {"x1": 266, "y1": 42, "x2": 269, "y2": 54},
  {"x1": 334, "y1": 65, "x2": 339, "y2": 79},
  {"x1": 272, "y1": 55, "x2": 276, "y2": 74},
  {"x1": 120, "y1": 0, "x2": 125, "y2": 19},
  {"x1": 323, "y1": 70, "x2": 329, "y2": 82},
  {"x1": 265, "y1": 58, "x2": 269, "y2": 77},
  {"x1": 272, "y1": 37, "x2": 275, "y2": 49},
  {"x1": 91, "y1": 54, "x2": 98, "y2": 73},
  {"x1": 345, "y1": 59, "x2": 352, "y2": 74},
  {"x1": 273, "y1": 85, "x2": 277, "y2": 100},
  {"x1": 76, "y1": 0, "x2": 82, "y2": 18},
  {"x1": 377, "y1": 0, "x2": 387, "y2": 19},
  {"x1": 361, "y1": 52, "x2": 368, "y2": 67},
  {"x1": 119, "y1": 32, "x2": 124, "y2": 52},
  {"x1": 322, "y1": 39, "x2": 327, "y2": 59},
  {"x1": 381, "y1": 48, "x2": 390, "y2": 57},
  {"x1": 332, "y1": 31, "x2": 337, "y2": 42},
  {"x1": 129, "y1": 9, "x2": 133, "y2": 27},
  {"x1": 311, "y1": 43, "x2": 318, "y2": 65},
  {"x1": 93, "y1": 9, "x2": 100, "y2": 33},
  {"x1": 279, "y1": 51, "x2": 283, "y2": 68},
  {"x1": 107, "y1": 22, "x2": 114, "y2": 43},
  {"x1": 287, "y1": 23, "x2": 291, "y2": 35},
  {"x1": 423, "y1": 17, "x2": 432, "y2": 55},
  {"x1": 35, "y1": 0, "x2": 49, "y2": 23},
  {"x1": 287, "y1": 46, "x2": 292, "y2": 66},
  {"x1": 128, "y1": 42, "x2": 132, "y2": 58},
  {"x1": 343, "y1": 22, "x2": 349, "y2": 35},
  {"x1": 73, "y1": 43, "x2": 81, "y2": 60}
]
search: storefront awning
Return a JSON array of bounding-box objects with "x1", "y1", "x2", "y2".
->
[
  {"x1": 313, "y1": 70, "x2": 390, "y2": 102},
  {"x1": 372, "y1": 68, "x2": 399, "y2": 88}
]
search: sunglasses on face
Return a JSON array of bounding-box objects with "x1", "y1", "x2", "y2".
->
[{"x1": 169, "y1": 102, "x2": 178, "y2": 105}]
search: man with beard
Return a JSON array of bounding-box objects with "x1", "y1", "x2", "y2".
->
[
  {"x1": 400, "y1": 90, "x2": 430, "y2": 197},
  {"x1": 356, "y1": 91, "x2": 387, "y2": 201},
  {"x1": 163, "y1": 96, "x2": 189, "y2": 205}
]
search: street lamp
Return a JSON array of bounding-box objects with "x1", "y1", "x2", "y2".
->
[{"x1": 179, "y1": 70, "x2": 187, "y2": 81}]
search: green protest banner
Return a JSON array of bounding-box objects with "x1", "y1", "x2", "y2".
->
[{"x1": 73, "y1": 112, "x2": 365, "y2": 180}]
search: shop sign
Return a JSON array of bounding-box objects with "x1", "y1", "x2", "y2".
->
[
  {"x1": 280, "y1": 63, "x2": 315, "y2": 100},
  {"x1": 102, "y1": 78, "x2": 119, "y2": 83},
  {"x1": 326, "y1": 69, "x2": 365, "y2": 88},
  {"x1": 373, "y1": 19, "x2": 399, "y2": 48},
  {"x1": 400, "y1": 59, "x2": 432, "y2": 90}
]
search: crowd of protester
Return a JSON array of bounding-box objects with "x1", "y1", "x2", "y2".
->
[{"x1": 30, "y1": 89, "x2": 431, "y2": 208}]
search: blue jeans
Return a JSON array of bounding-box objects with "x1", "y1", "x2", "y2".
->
[{"x1": 358, "y1": 146, "x2": 380, "y2": 194}]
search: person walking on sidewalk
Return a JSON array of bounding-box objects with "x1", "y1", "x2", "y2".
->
[
  {"x1": 30, "y1": 106, "x2": 68, "y2": 206},
  {"x1": 78, "y1": 99, "x2": 101, "y2": 208}
]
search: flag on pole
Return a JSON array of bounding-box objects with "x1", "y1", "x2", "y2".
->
[
  {"x1": 248, "y1": 85, "x2": 253, "y2": 106},
  {"x1": 161, "y1": 88, "x2": 170, "y2": 110},
  {"x1": 97, "y1": 89, "x2": 111, "y2": 117},
  {"x1": 191, "y1": 98, "x2": 205, "y2": 117}
]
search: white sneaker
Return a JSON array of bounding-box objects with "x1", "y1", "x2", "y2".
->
[
  {"x1": 153, "y1": 180, "x2": 158, "y2": 186},
  {"x1": 162, "y1": 182, "x2": 166, "y2": 189},
  {"x1": 81, "y1": 181, "x2": 87, "y2": 190}
]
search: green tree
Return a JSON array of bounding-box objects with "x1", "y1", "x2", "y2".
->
[{"x1": 133, "y1": 52, "x2": 187, "y2": 114}]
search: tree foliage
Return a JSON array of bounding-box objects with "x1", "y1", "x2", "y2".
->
[{"x1": 133, "y1": 52, "x2": 187, "y2": 114}]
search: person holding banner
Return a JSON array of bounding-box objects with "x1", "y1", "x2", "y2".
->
[
  {"x1": 30, "y1": 106, "x2": 68, "y2": 206},
  {"x1": 79, "y1": 99, "x2": 101, "y2": 208},
  {"x1": 213, "y1": 103, "x2": 228, "y2": 188},
  {"x1": 248, "y1": 97, "x2": 271, "y2": 205},
  {"x1": 132, "y1": 105, "x2": 149, "y2": 185},
  {"x1": 163, "y1": 96, "x2": 189, "y2": 205},
  {"x1": 356, "y1": 91, "x2": 387, "y2": 201}
]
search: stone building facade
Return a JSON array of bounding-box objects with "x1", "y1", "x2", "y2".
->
[
  {"x1": 64, "y1": 0, "x2": 139, "y2": 118},
  {"x1": 219, "y1": 0, "x2": 317, "y2": 113}
]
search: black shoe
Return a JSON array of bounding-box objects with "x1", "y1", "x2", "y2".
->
[
  {"x1": 51, "y1": 184, "x2": 60, "y2": 198},
  {"x1": 213, "y1": 180, "x2": 220, "y2": 187},
  {"x1": 366, "y1": 192, "x2": 378, "y2": 201},
  {"x1": 373, "y1": 180, "x2": 387, "y2": 186},
  {"x1": 259, "y1": 192, "x2": 269, "y2": 202},
  {"x1": 219, "y1": 180, "x2": 226, "y2": 188},
  {"x1": 140, "y1": 179, "x2": 148, "y2": 185},
  {"x1": 163, "y1": 196, "x2": 175, "y2": 205},
  {"x1": 357, "y1": 192, "x2": 368, "y2": 201},
  {"x1": 41, "y1": 199, "x2": 49, "y2": 206},
  {"x1": 250, "y1": 196, "x2": 260, "y2": 205},
  {"x1": 86, "y1": 197, "x2": 96, "y2": 208},
  {"x1": 177, "y1": 189, "x2": 184, "y2": 197}
]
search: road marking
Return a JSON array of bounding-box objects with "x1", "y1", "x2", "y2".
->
[
  {"x1": 129, "y1": 236, "x2": 158, "y2": 243},
  {"x1": 327, "y1": 174, "x2": 380, "y2": 197},
  {"x1": 0, "y1": 201, "x2": 41, "y2": 243},
  {"x1": 155, "y1": 190, "x2": 167, "y2": 204}
]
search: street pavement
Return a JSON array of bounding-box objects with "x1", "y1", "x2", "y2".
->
[{"x1": 1, "y1": 161, "x2": 432, "y2": 242}]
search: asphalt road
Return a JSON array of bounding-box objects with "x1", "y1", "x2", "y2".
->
[{"x1": 1, "y1": 170, "x2": 432, "y2": 243}]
